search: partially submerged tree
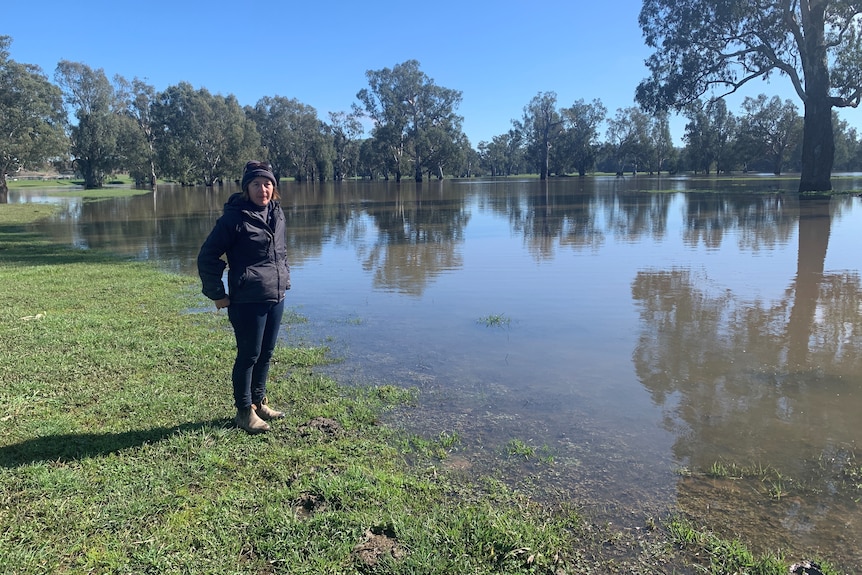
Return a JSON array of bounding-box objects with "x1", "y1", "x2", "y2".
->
[
  {"x1": 356, "y1": 60, "x2": 464, "y2": 182},
  {"x1": 606, "y1": 107, "x2": 650, "y2": 175},
  {"x1": 55, "y1": 60, "x2": 122, "y2": 189},
  {"x1": 248, "y1": 96, "x2": 326, "y2": 182},
  {"x1": 0, "y1": 36, "x2": 67, "y2": 201},
  {"x1": 737, "y1": 95, "x2": 803, "y2": 175},
  {"x1": 517, "y1": 91, "x2": 562, "y2": 180},
  {"x1": 116, "y1": 77, "x2": 159, "y2": 187},
  {"x1": 152, "y1": 83, "x2": 259, "y2": 186},
  {"x1": 683, "y1": 99, "x2": 739, "y2": 174},
  {"x1": 647, "y1": 111, "x2": 676, "y2": 174},
  {"x1": 559, "y1": 98, "x2": 607, "y2": 176},
  {"x1": 327, "y1": 110, "x2": 363, "y2": 181},
  {"x1": 636, "y1": 0, "x2": 862, "y2": 192}
]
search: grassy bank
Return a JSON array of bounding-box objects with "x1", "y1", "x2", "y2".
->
[{"x1": 0, "y1": 203, "x2": 834, "y2": 574}]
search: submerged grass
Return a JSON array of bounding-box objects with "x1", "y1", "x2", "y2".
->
[
  {"x1": 477, "y1": 313, "x2": 511, "y2": 328},
  {"x1": 0, "y1": 203, "x2": 842, "y2": 574}
]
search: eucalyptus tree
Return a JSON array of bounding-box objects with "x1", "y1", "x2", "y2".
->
[
  {"x1": 0, "y1": 36, "x2": 67, "y2": 201},
  {"x1": 647, "y1": 111, "x2": 676, "y2": 174},
  {"x1": 477, "y1": 129, "x2": 524, "y2": 177},
  {"x1": 682, "y1": 105, "x2": 716, "y2": 173},
  {"x1": 114, "y1": 113, "x2": 150, "y2": 185},
  {"x1": 477, "y1": 139, "x2": 504, "y2": 176},
  {"x1": 115, "y1": 77, "x2": 158, "y2": 187},
  {"x1": 356, "y1": 60, "x2": 464, "y2": 182},
  {"x1": 559, "y1": 98, "x2": 607, "y2": 176},
  {"x1": 55, "y1": 60, "x2": 126, "y2": 189},
  {"x1": 708, "y1": 99, "x2": 739, "y2": 174},
  {"x1": 248, "y1": 96, "x2": 323, "y2": 182},
  {"x1": 629, "y1": 107, "x2": 655, "y2": 173},
  {"x1": 327, "y1": 110, "x2": 363, "y2": 180},
  {"x1": 151, "y1": 82, "x2": 201, "y2": 184},
  {"x1": 308, "y1": 127, "x2": 334, "y2": 182},
  {"x1": 456, "y1": 142, "x2": 481, "y2": 177},
  {"x1": 606, "y1": 107, "x2": 650, "y2": 175},
  {"x1": 637, "y1": 0, "x2": 862, "y2": 192},
  {"x1": 152, "y1": 83, "x2": 259, "y2": 186},
  {"x1": 681, "y1": 100, "x2": 738, "y2": 174},
  {"x1": 832, "y1": 111, "x2": 862, "y2": 171},
  {"x1": 737, "y1": 95, "x2": 802, "y2": 175},
  {"x1": 518, "y1": 91, "x2": 563, "y2": 179},
  {"x1": 418, "y1": 126, "x2": 465, "y2": 179},
  {"x1": 357, "y1": 137, "x2": 390, "y2": 180}
]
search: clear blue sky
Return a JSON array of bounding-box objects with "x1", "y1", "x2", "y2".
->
[{"x1": 5, "y1": 0, "x2": 856, "y2": 146}]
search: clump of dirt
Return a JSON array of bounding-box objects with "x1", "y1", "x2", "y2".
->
[
  {"x1": 352, "y1": 525, "x2": 406, "y2": 569},
  {"x1": 293, "y1": 492, "x2": 326, "y2": 518},
  {"x1": 298, "y1": 417, "x2": 342, "y2": 438}
]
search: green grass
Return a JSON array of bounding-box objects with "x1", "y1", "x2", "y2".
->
[
  {"x1": 0, "y1": 202, "x2": 842, "y2": 574},
  {"x1": 5, "y1": 178, "x2": 81, "y2": 189}
]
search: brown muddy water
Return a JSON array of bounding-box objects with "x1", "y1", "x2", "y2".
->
[{"x1": 14, "y1": 175, "x2": 862, "y2": 570}]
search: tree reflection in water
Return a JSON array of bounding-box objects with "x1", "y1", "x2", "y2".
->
[{"x1": 633, "y1": 195, "x2": 862, "y2": 565}]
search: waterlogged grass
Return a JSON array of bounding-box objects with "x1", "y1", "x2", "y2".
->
[
  {"x1": 704, "y1": 456, "x2": 862, "y2": 501},
  {"x1": 0, "y1": 203, "x2": 842, "y2": 574},
  {"x1": 477, "y1": 313, "x2": 511, "y2": 328},
  {"x1": 506, "y1": 438, "x2": 535, "y2": 459},
  {"x1": 666, "y1": 515, "x2": 842, "y2": 575}
]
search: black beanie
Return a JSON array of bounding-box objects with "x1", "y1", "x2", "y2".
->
[{"x1": 240, "y1": 161, "x2": 277, "y2": 192}]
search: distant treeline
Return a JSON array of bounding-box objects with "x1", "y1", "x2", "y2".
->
[{"x1": 3, "y1": 37, "x2": 861, "y2": 192}]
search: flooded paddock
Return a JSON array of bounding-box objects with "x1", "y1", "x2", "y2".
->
[{"x1": 17, "y1": 174, "x2": 862, "y2": 570}]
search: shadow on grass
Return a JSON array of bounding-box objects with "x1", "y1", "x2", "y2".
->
[{"x1": 0, "y1": 419, "x2": 231, "y2": 467}]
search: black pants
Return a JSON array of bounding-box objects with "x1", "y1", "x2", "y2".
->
[{"x1": 227, "y1": 298, "x2": 285, "y2": 409}]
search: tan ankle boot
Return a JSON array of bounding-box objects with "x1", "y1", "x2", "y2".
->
[
  {"x1": 235, "y1": 406, "x2": 270, "y2": 434},
  {"x1": 254, "y1": 397, "x2": 285, "y2": 421}
]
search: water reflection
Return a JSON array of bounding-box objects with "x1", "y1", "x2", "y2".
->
[
  {"x1": 630, "y1": 196, "x2": 862, "y2": 565},
  {"x1": 15, "y1": 176, "x2": 862, "y2": 570}
]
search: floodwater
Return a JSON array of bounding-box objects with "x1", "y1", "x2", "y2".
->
[{"x1": 13, "y1": 175, "x2": 862, "y2": 570}]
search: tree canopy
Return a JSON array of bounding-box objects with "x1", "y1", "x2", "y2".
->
[
  {"x1": 355, "y1": 60, "x2": 464, "y2": 182},
  {"x1": 636, "y1": 0, "x2": 862, "y2": 192},
  {"x1": 151, "y1": 82, "x2": 259, "y2": 186},
  {"x1": 0, "y1": 36, "x2": 67, "y2": 198}
]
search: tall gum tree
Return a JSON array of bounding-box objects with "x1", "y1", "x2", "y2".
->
[
  {"x1": 0, "y1": 36, "x2": 67, "y2": 202},
  {"x1": 517, "y1": 91, "x2": 562, "y2": 180},
  {"x1": 356, "y1": 60, "x2": 463, "y2": 182},
  {"x1": 636, "y1": 0, "x2": 862, "y2": 192},
  {"x1": 55, "y1": 61, "x2": 124, "y2": 189}
]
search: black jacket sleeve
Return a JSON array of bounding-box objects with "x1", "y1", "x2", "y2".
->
[{"x1": 197, "y1": 218, "x2": 233, "y2": 301}]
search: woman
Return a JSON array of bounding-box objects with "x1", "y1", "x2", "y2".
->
[{"x1": 197, "y1": 161, "x2": 290, "y2": 434}]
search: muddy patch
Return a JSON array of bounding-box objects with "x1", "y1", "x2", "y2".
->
[
  {"x1": 298, "y1": 416, "x2": 342, "y2": 439},
  {"x1": 352, "y1": 525, "x2": 406, "y2": 570}
]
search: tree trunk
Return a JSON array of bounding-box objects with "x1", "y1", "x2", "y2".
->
[
  {"x1": 798, "y1": 95, "x2": 834, "y2": 192},
  {"x1": 77, "y1": 160, "x2": 100, "y2": 189},
  {"x1": 149, "y1": 161, "x2": 157, "y2": 189},
  {"x1": 798, "y1": 3, "x2": 834, "y2": 192},
  {"x1": 540, "y1": 141, "x2": 550, "y2": 180}
]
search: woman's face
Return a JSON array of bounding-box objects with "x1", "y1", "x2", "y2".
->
[{"x1": 247, "y1": 176, "x2": 274, "y2": 207}]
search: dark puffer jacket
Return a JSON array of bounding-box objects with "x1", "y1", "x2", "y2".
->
[{"x1": 198, "y1": 193, "x2": 290, "y2": 304}]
